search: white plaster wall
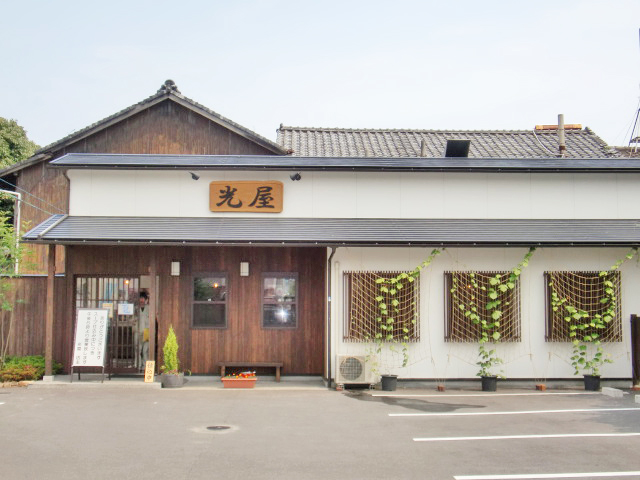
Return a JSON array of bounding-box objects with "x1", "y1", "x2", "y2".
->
[
  {"x1": 331, "y1": 246, "x2": 639, "y2": 380},
  {"x1": 68, "y1": 170, "x2": 640, "y2": 219}
]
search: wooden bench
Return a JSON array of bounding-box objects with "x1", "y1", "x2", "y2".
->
[{"x1": 217, "y1": 361, "x2": 283, "y2": 382}]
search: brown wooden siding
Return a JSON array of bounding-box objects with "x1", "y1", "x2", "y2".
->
[
  {"x1": 16, "y1": 99, "x2": 279, "y2": 273},
  {"x1": 1, "y1": 276, "x2": 66, "y2": 361},
  {"x1": 61, "y1": 245, "x2": 326, "y2": 375}
]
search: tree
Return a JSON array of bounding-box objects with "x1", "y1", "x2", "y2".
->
[{"x1": 0, "y1": 117, "x2": 39, "y2": 168}]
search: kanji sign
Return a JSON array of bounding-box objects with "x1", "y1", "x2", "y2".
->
[{"x1": 210, "y1": 181, "x2": 283, "y2": 213}]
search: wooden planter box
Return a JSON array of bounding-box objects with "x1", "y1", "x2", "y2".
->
[{"x1": 221, "y1": 377, "x2": 256, "y2": 388}]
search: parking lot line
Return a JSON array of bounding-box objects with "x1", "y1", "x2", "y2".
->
[
  {"x1": 373, "y1": 392, "x2": 598, "y2": 398},
  {"x1": 414, "y1": 433, "x2": 640, "y2": 442},
  {"x1": 390, "y1": 407, "x2": 640, "y2": 417},
  {"x1": 453, "y1": 472, "x2": 640, "y2": 479}
]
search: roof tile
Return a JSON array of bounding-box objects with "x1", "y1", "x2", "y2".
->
[{"x1": 276, "y1": 126, "x2": 618, "y2": 159}]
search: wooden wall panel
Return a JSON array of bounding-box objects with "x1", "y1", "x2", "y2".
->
[
  {"x1": 66, "y1": 245, "x2": 326, "y2": 375},
  {"x1": 1, "y1": 277, "x2": 66, "y2": 362}
]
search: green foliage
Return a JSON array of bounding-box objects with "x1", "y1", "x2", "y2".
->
[
  {"x1": 0, "y1": 355, "x2": 62, "y2": 381},
  {"x1": 0, "y1": 118, "x2": 39, "y2": 168},
  {"x1": 0, "y1": 365, "x2": 38, "y2": 382},
  {"x1": 451, "y1": 248, "x2": 536, "y2": 378},
  {"x1": 0, "y1": 216, "x2": 32, "y2": 367},
  {"x1": 371, "y1": 248, "x2": 442, "y2": 371},
  {"x1": 161, "y1": 325, "x2": 180, "y2": 374},
  {"x1": 550, "y1": 248, "x2": 638, "y2": 376}
]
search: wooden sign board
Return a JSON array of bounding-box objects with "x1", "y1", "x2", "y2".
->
[
  {"x1": 72, "y1": 308, "x2": 109, "y2": 367},
  {"x1": 210, "y1": 181, "x2": 283, "y2": 213},
  {"x1": 144, "y1": 361, "x2": 156, "y2": 383}
]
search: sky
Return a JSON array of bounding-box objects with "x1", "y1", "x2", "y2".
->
[{"x1": 2, "y1": 1, "x2": 640, "y2": 149}]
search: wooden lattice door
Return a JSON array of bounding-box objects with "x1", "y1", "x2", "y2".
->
[{"x1": 75, "y1": 276, "x2": 142, "y2": 373}]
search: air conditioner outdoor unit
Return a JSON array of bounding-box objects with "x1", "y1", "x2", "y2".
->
[{"x1": 335, "y1": 355, "x2": 374, "y2": 385}]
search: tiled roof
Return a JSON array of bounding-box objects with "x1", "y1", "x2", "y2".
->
[
  {"x1": 24, "y1": 215, "x2": 640, "y2": 247},
  {"x1": 616, "y1": 146, "x2": 640, "y2": 158},
  {"x1": 277, "y1": 126, "x2": 619, "y2": 159}
]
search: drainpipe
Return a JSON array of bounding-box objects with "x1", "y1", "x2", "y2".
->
[
  {"x1": 558, "y1": 114, "x2": 566, "y2": 157},
  {"x1": 327, "y1": 247, "x2": 337, "y2": 390}
]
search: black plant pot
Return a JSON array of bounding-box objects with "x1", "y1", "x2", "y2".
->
[
  {"x1": 481, "y1": 376, "x2": 498, "y2": 392},
  {"x1": 583, "y1": 375, "x2": 601, "y2": 391},
  {"x1": 161, "y1": 372, "x2": 184, "y2": 388},
  {"x1": 381, "y1": 375, "x2": 398, "y2": 391}
]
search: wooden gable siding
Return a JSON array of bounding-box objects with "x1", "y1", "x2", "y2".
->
[
  {"x1": 17, "y1": 163, "x2": 68, "y2": 274},
  {"x1": 17, "y1": 100, "x2": 279, "y2": 273},
  {"x1": 59, "y1": 101, "x2": 277, "y2": 156},
  {"x1": 62, "y1": 245, "x2": 326, "y2": 375}
]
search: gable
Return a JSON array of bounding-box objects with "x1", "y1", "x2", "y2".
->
[{"x1": 58, "y1": 99, "x2": 279, "y2": 157}]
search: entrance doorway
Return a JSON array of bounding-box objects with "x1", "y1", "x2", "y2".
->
[{"x1": 75, "y1": 276, "x2": 144, "y2": 373}]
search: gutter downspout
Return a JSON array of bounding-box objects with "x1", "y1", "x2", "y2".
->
[{"x1": 327, "y1": 247, "x2": 337, "y2": 390}]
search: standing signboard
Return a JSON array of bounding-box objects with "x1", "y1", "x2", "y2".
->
[{"x1": 71, "y1": 308, "x2": 110, "y2": 383}]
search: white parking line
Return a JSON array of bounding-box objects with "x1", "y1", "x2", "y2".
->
[
  {"x1": 414, "y1": 432, "x2": 640, "y2": 442},
  {"x1": 453, "y1": 472, "x2": 640, "y2": 479},
  {"x1": 373, "y1": 392, "x2": 598, "y2": 398},
  {"x1": 390, "y1": 407, "x2": 640, "y2": 417}
]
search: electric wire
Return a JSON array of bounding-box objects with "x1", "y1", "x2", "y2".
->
[
  {"x1": 532, "y1": 128, "x2": 560, "y2": 157},
  {"x1": 0, "y1": 177, "x2": 65, "y2": 215}
]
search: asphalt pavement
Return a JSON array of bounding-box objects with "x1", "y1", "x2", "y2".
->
[{"x1": 1, "y1": 380, "x2": 640, "y2": 480}]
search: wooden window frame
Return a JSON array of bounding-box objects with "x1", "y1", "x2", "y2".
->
[
  {"x1": 262, "y1": 272, "x2": 299, "y2": 329},
  {"x1": 544, "y1": 271, "x2": 622, "y2": 342},
  {"x1": 342, "y1": 271, "x2": 420, "y2": 342},
  {"x1": 444, "y1": 271, "x2": 521, "y2": 342},
  {"x1": 191, "y1": 273, "x2": 228, "y2": 329}
]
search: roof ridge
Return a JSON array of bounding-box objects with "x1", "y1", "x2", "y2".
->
[{"x1": 278, "y1": 126, "x2": 593, "y2": 135}]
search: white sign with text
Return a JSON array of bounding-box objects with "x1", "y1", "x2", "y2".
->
[{"x1": 72, "y1": 309, "x2": 109, "y2": 367}]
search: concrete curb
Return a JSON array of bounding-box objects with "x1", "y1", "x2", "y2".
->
[{"x1": 601, "y1": 387, "x2": 625, "y2": 398}]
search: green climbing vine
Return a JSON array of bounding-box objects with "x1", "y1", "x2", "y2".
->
[
  {"x1": 370, "y1": 248, "x2": 442, "y2": 369},
  {"x1": 451, "y1": 248, "x2": 537, "y2": 378},
  {"x1": 549, "y1": 247, "x2": 638, "y2": 376}
]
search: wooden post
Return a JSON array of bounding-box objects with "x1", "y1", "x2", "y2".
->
[
  {"x1": 148, "y1": 253, "x2": 157, "y2": 364},
  {"x1": 44, "y1": 244, "x2": 56, "y2": 377}
]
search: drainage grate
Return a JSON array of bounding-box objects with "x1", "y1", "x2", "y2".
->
[{"x1": 206, "y1": 426, "x2": 231, "y2": 431}]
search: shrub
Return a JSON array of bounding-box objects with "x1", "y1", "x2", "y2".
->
[
  {"x1": 161, "y1": 326, "x2": 180, "y2": 374},
  {"x1": 0, "y1": 355, "x2": 62, "y2": 381},
  {"x1": 0, "y1": 364, "x2": 39, "y2": 382}
]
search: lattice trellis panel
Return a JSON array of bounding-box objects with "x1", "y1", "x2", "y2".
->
[
  {"x1": 445, "y1": 271, "x2": 521, "y2": 342},
  {"x1": 343, "y1": 271, "x2": 419, "y2": 342},
  {"x1": 545, "y1": 271, "x2": 622, "y2": 342}
]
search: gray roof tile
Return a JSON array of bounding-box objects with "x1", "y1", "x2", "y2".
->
[{"x1": 277, "y1": 126, "x2": 618, "y2": 159}]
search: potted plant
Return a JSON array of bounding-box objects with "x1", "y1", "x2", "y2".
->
[
  {"x1": 160, "y1": 325, "x2": 184, "y2": 388},
  {"x1": 450, "y1": 249, "x2": 536, "y2": 392},
  {"x1": 476, "y1": 343, "x2": 504, "y2": 392},
  {"x1": 221, "y1": 370, "x2": 257, "y2": 388},
  {"x1": 370, "y1": 249, "x2": 442, "y2": 391}
]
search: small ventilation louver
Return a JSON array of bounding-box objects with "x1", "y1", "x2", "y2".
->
[{"x1": 445, "y1": 139, "x2": 471, "y2": 157}]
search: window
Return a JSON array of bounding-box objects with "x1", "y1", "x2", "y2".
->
[
  {"x1": 444, "y1": 271, "x2": 521, "y2": 342},
  {"x1": 343, "y1": 271, "x2": 420, "y2": 342},
  {"x1": 192, "y1": 274, "x2": 227, "y2": 328},
  {"x1": 545, "y1": 271, "x2": 622, "y2": 342},
  {"x1": 262, "y1": 274, "x2": 297, "y2": 328}
]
